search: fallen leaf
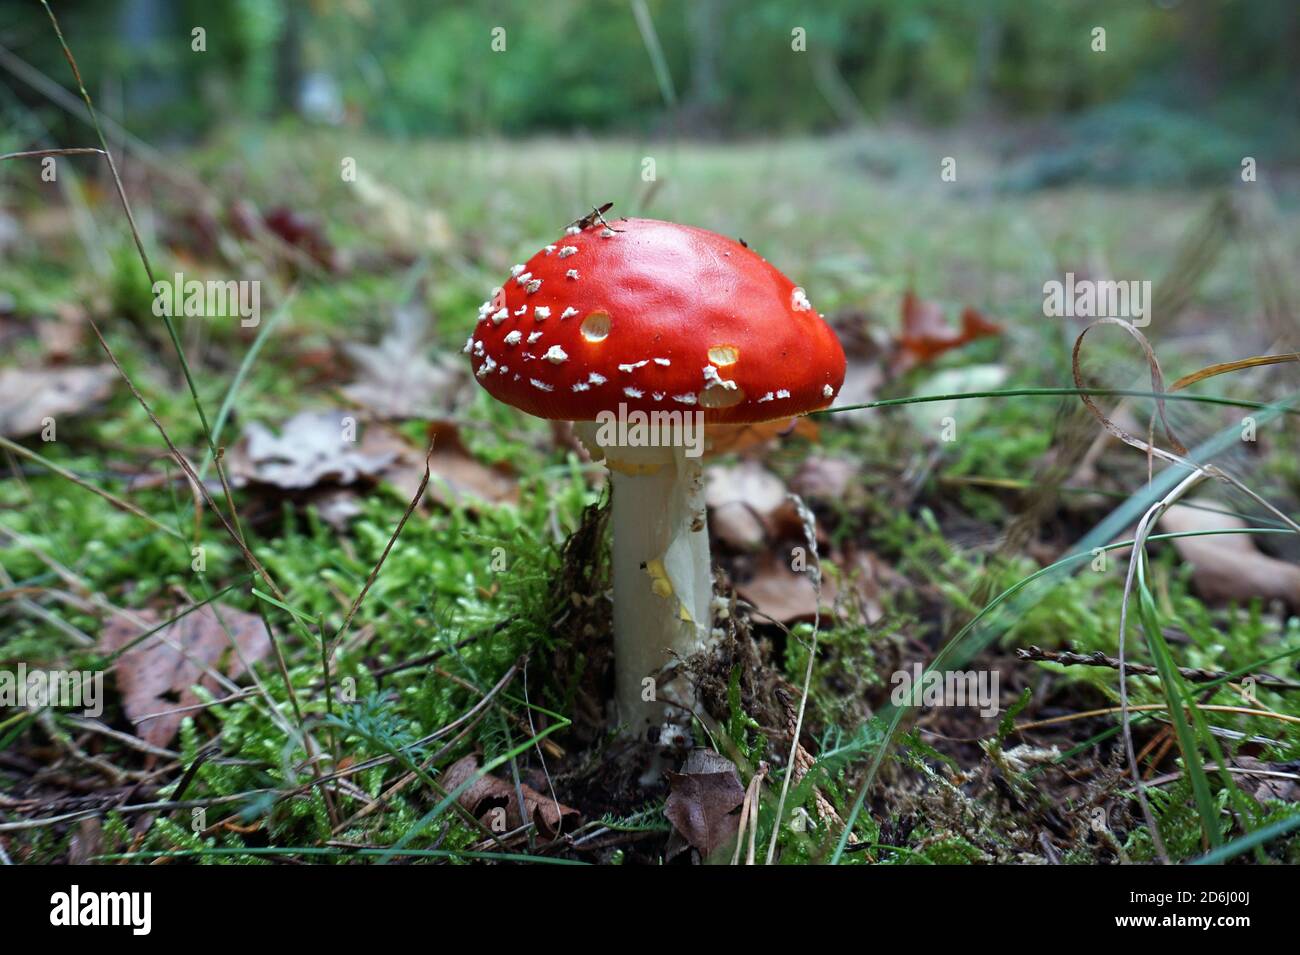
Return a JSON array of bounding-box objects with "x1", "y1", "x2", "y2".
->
[
  {"x1": 227, "y1": 411, "x2": 515, "y2": 521},
  {"x1": 226, "y1": 410, "x2": 399, "y2": 491},
  {"x1": 366, "y1": 422, "x2": 518, "y2": 509},
  {"x1": 442, "y1": 754, "x2": 579, "y2": 840},
  {"x1": 1230, "y1": 756, "x2": 1300, "y2": 804},
  {"x1": 737, "y1": 550, "x2": 887, "y2": 625},
  {"x1": 100, "y1": 603, "x2": 271, "y2": 750},
  {"x1": 1159, "y1": 501, "x2": 1300, "y2": 608},
  {"x1": 705, "y1": 460, "x2": 793, "y2": 550},
  {"x1": 894, "y1": 291, "x2": 1002, "y2": 373},
  {"x1": 664, "y1": 749, "x2": 745, "y2": 858},
  {"x1": 340, "y1": 306, "x2": 473, "y2": 421},
  {"x1": 789, "y1": 455, "x2": 858, "y2": 502},
  {"x1": 0, "y1": 365, "x2": 115, "y2": 438}
]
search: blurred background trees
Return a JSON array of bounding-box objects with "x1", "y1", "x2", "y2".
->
[{"x1": 2, "y1": 0, "x2": 1298, "y2": 183}]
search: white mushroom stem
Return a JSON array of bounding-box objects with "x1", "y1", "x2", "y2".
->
[{"x1": 574, "y1": 422, "x2": 713, "y2": 740}]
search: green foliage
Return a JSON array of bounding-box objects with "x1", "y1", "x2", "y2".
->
[
  {"x1": 725, "y1": 665, "x2": 765, "y2": 764},
  {"x1": 22, "y1": 0, "x2": 1300, "y2": 162}
]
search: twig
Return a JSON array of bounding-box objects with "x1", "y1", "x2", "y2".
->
[
  {"x1": 731, "y1": 761, "x2": 767, "y2": 866},
  {"x1": 1130, "y1": 765, "x2": 1300, "y2": 793},
  {"x1": 1016, "y1": 645, "x2": 1300, "y2": 691},
  {"x1": 0, "y1": 435, "x2": 182, "y2": 538},
  {"x1": 0, "y1": 791, "x2": 274, "y2": 832},
  {"x1": 327, "y1": 440, "x2": 434, "y2": 662},
  {"x1": 1015, "y1": 703, "x2": 1300, "y2": 733},
  {"x1": 765, "y1": 493, "x2": 822, "y2": 864}
]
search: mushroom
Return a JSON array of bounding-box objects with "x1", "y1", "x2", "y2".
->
[{"x1": 467, "y1": 215, "x2": 845, "y2": 746}]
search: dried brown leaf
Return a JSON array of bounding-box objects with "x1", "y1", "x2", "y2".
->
[
  {"x1": 99, "y1": 603, "x2": 271, "y2": 750},
  {"x1": 442, "y1": 755, "x2": 579, "y2": 840},
  {"x1": 226, "y1": 410, "x2": 398, "y2": 491},
  {"x1": 1159, "y1": 501, "x2": 1300, "y2": 607},
  {"x1": 789, "y1": 455, "x2": 859, "y2": 503},
  {"x1": 894, "y1": 290, "x2": 1002, "y2": 373},
  {"x1": 0, "y1": 365, "x2": 115, "y2": 438},
  {"x1": 705, "y1": 460, "x2": 792, "y2": 550},
  {"x1": 664, "y1": 749, "x2": 746, "y2": 857},
  {"x1": 340, "y1": 305, "x2": 474, "y2": 421},
  {"x1": 368, "y1": 422, "x2": 518, "y2": 509},
  {"x1": 738, "y1": 550, "x2": 886, "y2": 624}
]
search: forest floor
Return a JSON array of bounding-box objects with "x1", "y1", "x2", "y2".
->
[{"x1": 2, "y1": 127, "x2": 1299, "y2": 864}]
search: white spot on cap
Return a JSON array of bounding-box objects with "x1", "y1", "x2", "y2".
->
[
  {"x1": 792, "y1": 287, "x2": 812, "y2": 311},
  {"x1": 560, "y1": 307, "x2": 579, "y2": 320},
  {"x1": 476, "y1": 356, "x2": 497, "y2": 378},
  {"x1": 559, "y1": 246, "x2": 578, "y2": 258},
  {"x1": 652, "y1": 391, "x2": 665, "y2": 401},
  {"x1": 463, "y1": 336, "x2": 474, "y2": 354},
  {"x1": 499, "y1": 365, "x2": 508, "y2": 374},
  {"x1": 588, "y1": 372, "x2": 607, "y2": 385},
  {"x1": 600, "y1": 227, "x2": 616, "y2": 238},
  {"x1": 757, "y1": 392, "x2": 774, "y2": 403},
  {"x1": 527, "y1": 331, "x2": 543, "y2": 344},
  {"x1": 514, "y1": 304, "x2": 528, "y2": 316},
  {"x1": 702, "y1": 365, "x2": 737, "y2": 391},
  {"x1": 535, "y1": 306, "x2": 551, "y2": 320},
  {"x1": 777, "y1": 389, "x2": 791, "y2": 399},
  {"x1": 618, "y1": 360, "x2": 649, "y2": 373},
  {"x1": 473, "y1": 340, "x2": 485, "y2": 355},
  {"x1": 504, "y1": 331, "x2": 522, "y2": 346},
  {"x1": 653, "y1": 357, "x2": 671, "y2": 366},
  {"x1": 525, "y1": 279, "x2": 542, "y2": 294},
  {"x1": 565, "y1": 225, "x2": 580, "y2": 236},
  {"x1": 543, "y1": 345, "x2": 569, "y2": 364},
  {"x1": 624, "y1": 387, "x2": 643, "y2": 398},
  {"x1": 566, "y1": 269, "x2": 580, "y2": 280},
  {"x1": 823, "y1": 384, "x2": 834, "y2": 398},
  {"x1": 672, "y1": 393, "x2": 697, "y2": 405},
  {"x1": 544, "y1": 244, "x2": 557, "y2": 254},
  {"x1": 573, "y1": 382, "x2": 590, "y2": 392},
  {"x1": 492, "y1": 308, "x2": 509, "y2": 324},
  {"x1": 515, "y1": 271, "x2": 531, "y2": 286},
  {"x1": 510, "y1": 264, "x2": 525, "y2": 277},
  {"x1": 530, "y1": 378, "x2": 554, "y2": 392}
]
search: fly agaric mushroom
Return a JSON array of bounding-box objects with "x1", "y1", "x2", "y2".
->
[{"x1": 467, "y1": 215, "x2": 845, "y2": 744}]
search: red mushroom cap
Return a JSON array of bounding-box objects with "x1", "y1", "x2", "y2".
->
[{"x1": 465, "y1": 217, "x2": 846, "y2": 424}]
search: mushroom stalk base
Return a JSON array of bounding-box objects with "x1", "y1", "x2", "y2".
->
[
  {"x1": 608, "y1": 458, "x2": 712, "y2": 737},
  {"x1": 575, "y1": 422, "x2": 713, "y2": 741}
]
